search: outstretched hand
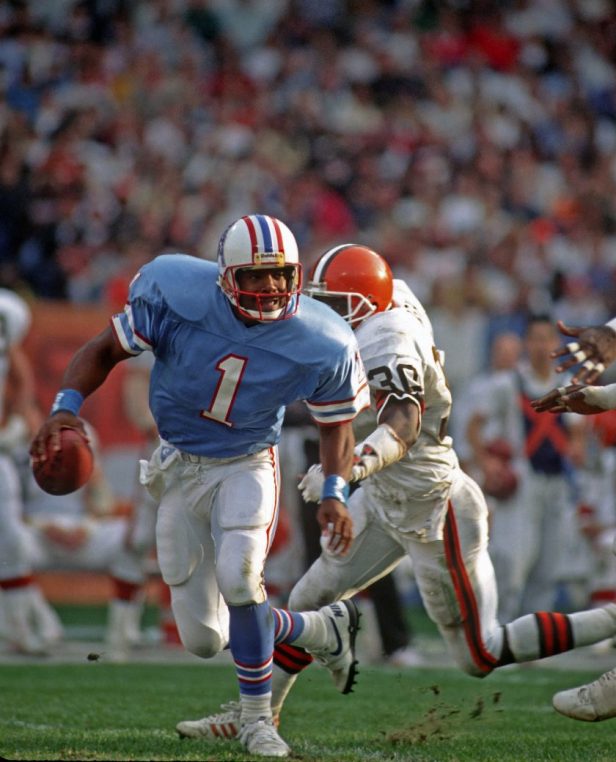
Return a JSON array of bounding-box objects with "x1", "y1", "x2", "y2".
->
[
  {"x1": 552, "y1": 320, "x2": 616, "y2": 383},
  {"x1": 531, "y1": 384, "x2": 607, "y2": 415}
]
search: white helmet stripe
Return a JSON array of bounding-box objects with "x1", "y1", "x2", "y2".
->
[{"x1": 312, "y1": 244, "x2": 353, "y2": 282}]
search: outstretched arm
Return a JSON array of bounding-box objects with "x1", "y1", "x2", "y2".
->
[
  {"x1": 30, "y1": 326, "x2": 133, "y2": 459},
  {"x1": 532, "y1": 383, "x2": 616, "y2": 415}
]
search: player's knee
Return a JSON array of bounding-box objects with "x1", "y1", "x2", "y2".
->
[
  {"x1": 288, "y1": 577, "x2": 329, "y2": 611},
  {"x1": 180, "y1": 626, "x2": 225, "y2": 659},
  {"x1": 174, "y1": 608, "x2": 225, "y2": 658},
  {"x1": 216, "y1": 565, "x2": 265, "y2": 606}
]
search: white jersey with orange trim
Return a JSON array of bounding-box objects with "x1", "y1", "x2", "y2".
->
[{"x1": 354, "y1": 279, "x2": 459, "y2": 535}]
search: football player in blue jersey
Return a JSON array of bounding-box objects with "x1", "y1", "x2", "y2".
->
[{"x1": 30, "y1": 214, "x2": 370, "y2": 758}]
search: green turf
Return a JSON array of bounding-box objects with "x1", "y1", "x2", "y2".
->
[{"x1": 1, "y1": 663, "x2": 614, "y2": 761}]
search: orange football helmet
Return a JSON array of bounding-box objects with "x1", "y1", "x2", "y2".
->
[{"x1": 306, "y1": 244, "x2": 393, "y2": 326}]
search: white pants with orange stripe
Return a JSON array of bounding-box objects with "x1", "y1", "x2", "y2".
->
[
  {"x1": 290, "y1": 467, "x2": 505, "y2": 675},
  {"x1": 144, "y1": 442, "x2": 280, "y2": 659},
  {"x1": 289, "y1": 466, "x2": 616, "y2": 677}
]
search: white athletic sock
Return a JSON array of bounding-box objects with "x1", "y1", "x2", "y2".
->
[
  {"x1": 240, "y1": 693, "x2": 273, "y2": 725},
  {"x1": 287, "y1": 610, "x2": 330, "y2": 651}
]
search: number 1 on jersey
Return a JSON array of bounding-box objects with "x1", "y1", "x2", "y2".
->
[{"x1": 200, "y1": 354, "x2": 247, "y2": 427}]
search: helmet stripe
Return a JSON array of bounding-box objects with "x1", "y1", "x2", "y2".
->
[
  {"x1": 271, "y1": 217, "x2": 285, "y2": 254},
  {"x1": 312, "y1": 243, "x2": 353, "y2": 282},
  {"x1": 255, "y1": 214, "x2": 274, "y2": 252},
  {"x1": 242, "y1": 215, "x2": 258, "y2": 258}
]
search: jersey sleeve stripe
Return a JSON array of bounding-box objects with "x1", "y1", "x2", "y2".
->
[
  {"x1": 110, "y1": 315, "x2": 142, "y2": 355},
  {"x1": 111, "y1": 311, "x2": 152, "y2": 355},
  {"x1": 306, "y1": 383, "x2": 370, "y2": 424}
]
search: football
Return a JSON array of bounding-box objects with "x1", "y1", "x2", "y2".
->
[{"x1": 32, "y1": 426, "x2": 94, "y2": 496}]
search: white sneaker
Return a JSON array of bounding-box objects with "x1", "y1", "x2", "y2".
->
[
  {"x1": 238, "y1": 718, "x2": 290, "y2": 758},
  {"x1": 553, "y1": 668, "x2": 616, "y2": 722},
  {"x1": 176, "y1": 701, "x2": 280, "y2": 740},
  {"x1": 176, "y1": 701, "x2": 241, "y2": 739},
  {"x1": 312, "y1": 599, "x2": 361, "y2": 694}
]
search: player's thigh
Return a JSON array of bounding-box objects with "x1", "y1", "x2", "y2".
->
[
  {"x1": 155, "y1": 465, "x2": 215, "y2": 587},
  {"x1": 211, "y1": 452, "x2": 280, "y2": 603},
  {"x1": 289, "y1": 489, "x2": 405, "y2": 610}
]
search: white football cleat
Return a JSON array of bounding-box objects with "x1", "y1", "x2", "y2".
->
[
  {"x1": 238, "y1": 718, "x2": 290, "y2": 758},
  {"x1": 553, "y1": 668, "x2": 616, "y2": 721},
  {"x1": 312, "y1": 599, "x2": 361, "y2": 694},
  {"x1": 176, "y1": 701, "x2": 241, "y2": 739},
  {"x1": 176, "y1": 701, "x2": 280, "y2": 740}
]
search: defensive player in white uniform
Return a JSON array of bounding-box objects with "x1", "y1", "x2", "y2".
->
[
  {"x1": 533, "y1": 319, "x2": 616, "y2": 722},
  {"x1": 30, "y1": 215, "x2": 369, "y2": 759},
  {"x1": 189, "y1": 245, "x2": 616, "y2": 739},
  {"x1": 0, "y1": 288, "x2": 64, "y2": 654}
]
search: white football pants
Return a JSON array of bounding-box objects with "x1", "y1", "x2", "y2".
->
[{"x1": 144, "y1": 442, "x2": 280, "y2": 659}]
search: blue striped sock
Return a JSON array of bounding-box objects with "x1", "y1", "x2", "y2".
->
[{"x1": 229, "y1": 602, "x2": 274, "y2": 696}]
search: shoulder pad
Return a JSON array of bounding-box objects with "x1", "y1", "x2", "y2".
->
[{"x1": 140, "y1": 255, "x2": 219, "y2": 322}]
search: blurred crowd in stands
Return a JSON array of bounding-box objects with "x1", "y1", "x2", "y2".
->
[{"x1": 0, "y1": 0, "x2": 614, "y2": 385}]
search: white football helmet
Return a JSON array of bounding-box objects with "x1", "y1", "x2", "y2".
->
[{"x1": 217, "y1": 215, "x2": 302, "y2": 321}]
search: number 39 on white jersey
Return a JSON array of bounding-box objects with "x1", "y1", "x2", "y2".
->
[{"x1": 354, "y1": 279, "x2": 459, "y2": 507}]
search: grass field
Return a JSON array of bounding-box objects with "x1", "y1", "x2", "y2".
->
[{"x1": 1, "y1": 661, "x2": 615, "y2": 761}]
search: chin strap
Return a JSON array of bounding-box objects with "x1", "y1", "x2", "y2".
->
[{"x1": 351, "y1": 423, "x2": 407, "y2": 482}]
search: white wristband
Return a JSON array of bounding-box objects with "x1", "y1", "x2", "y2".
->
[
  {"x1": 351, "y1": 423, "x2": 407, "y2": 482},
  {"x1": 582, "y1": 384, "x2": 616, "y2": 411}
]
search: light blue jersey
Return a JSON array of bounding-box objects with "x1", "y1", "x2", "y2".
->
[{"x1": 111, "y1": 255, "x2": 369, "y2": 457}]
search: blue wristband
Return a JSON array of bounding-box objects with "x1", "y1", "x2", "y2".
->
[
  {"x1": 50, "y1": 389, "x2": 84, "y2": 417},
  {"x1": 321, "y1": 474, "x2": 350, "y2": 504}
]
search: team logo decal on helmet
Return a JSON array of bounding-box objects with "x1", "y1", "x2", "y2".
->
[
  {"x1": 306, "y1": 244, "x2": 393, "y2": 325},
  {"x1": 217, "y1": 214, "x2": 302, "y2": 321}
]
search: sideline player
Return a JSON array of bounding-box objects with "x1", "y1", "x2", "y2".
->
[
  {"x1": 184, "y1": 245, "x2": 616, "y2": 737},
  {"x1": 30, "y1": 215, "x2": 369, "y2": 758},
  {"x1": 533, "y1": 320, "x2": 616, "y2": 722},
  {"x1": 0, "y1": 287, "x2": 63, "y2": 654}
]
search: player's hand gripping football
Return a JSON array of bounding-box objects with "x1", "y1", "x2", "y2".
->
[
  {"x1": 30, "y1": 411, "x2": 88, "y2": 462},
  {"x1": 552, "y1": 321, "x2": 616, "y2": 383}
]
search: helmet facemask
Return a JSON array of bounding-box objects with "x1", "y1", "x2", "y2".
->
[
  {"x1": 220, "y1": 263, "x2": 302, "y2": 322},
  {"x1": 304, "y1": 285, "x2": 377, "y2": 326}
]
